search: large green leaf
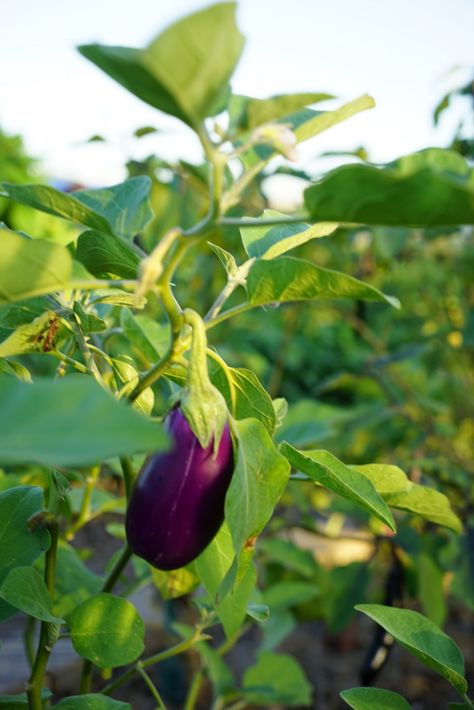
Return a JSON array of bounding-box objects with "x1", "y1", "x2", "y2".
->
[
  {"x1": 79, "y1": 3, "x2": 244, "y2": 127},
  {"x1": 246, "y1": 256, "x2": 400, "y2": 309},
  {"x1": 194, "y1": 522, "x2": 256, "y2": 638},
  {"x1": 76, "y1": 230, "x2": 140, "y2": 279},
  {"x1": 240, "y1": 210, "x2": 338, "y2": 259},
  {"x1": 0, "y1": 567, "x2": 63, "y2": 623},
  {"x1": 229, "y1": 91, "x2": 334, "y2": 133},
  {"x1": 0, "y1": 486, "x2": 46, "y2": 622},
  {"x1": 242, "y1": 651, "x2": 312, "y2": 706},
  {"x1": 340, "y1": 687, "x2": 411, "y2": 710},
  {"x1": 0, "y1": 183, "x2": 111, "y2": 233},
  {"x1": 280, "y1": 445, "x2": 395, "y2": 531},
  {"x1": 74, "y1": 177, "x2": 153, "y2": 240},
  {"x1": 53, "y1": 697, "x2": 131, "y2": 710},
  {"x1": 225, "y1": 419, "x2": 290, "y2": 554},
  {"x1": 354, "y1": 464, "x2": 462, "y2": 533},
  {"x1": 0, "y1": 376, "x2": 168, "y2": 468},
  {"x1": 304, "y1": 149, "x2": 474, "y2": 226},
  {"x1": 211, "y1": 365, "x2": 276, "y2": 434},
  {"x1": 356, "y1": 604, "x2": 467, "y2": 694},
  {"x1": 69, "y1": 593, "x2": 144, "y2": 668},
  {"x1": 52, "y1": 542, "x2": 101, "y2": 620},
  {"x1": 0, "y1": 229, "x2": 72, "y2": 304}
]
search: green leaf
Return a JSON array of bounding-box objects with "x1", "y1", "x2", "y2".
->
[
  {"x1": 229, "y1": 91, "x2": 334, "y2": 132},
  {"x1": 417, "y1": 553, "x2": 446, "y2": 627},
  {"x1": 280, "y1": 445, "x2": 395, "y2": 531},
  {"x1": 262, "y1": 581, "x2": 319, "y2": 611},
  {"x1": 53, "y1": 695, "x2": 131, "y2": 709},
  {"x1": 258, "y1": 538, "x2": 318, "y2": 577},
  {"x1": 0, "y1": 566, "x2": 63, "y2": 623},
  {"x1": 79, "y1": 3, "x2": 244, "y2": 126},
  {"x1": 225, "y1": 419, "x2": 290, "y2": 554},
  {"x1": 52, "y1": 542, "x2": 101, "y2": 620},
  {"x1": 354, "y1": 464, "x2": 462, "y2": 533},
  {"x1": 0, "y1": 183, "x2": 111, "y2": 233},
  {"x1": 261, "y1": 609, "x2": 296, "y2": 651},
  {"x1": 0, "y1": 311, "x2": 64, "y2": 357},
  {"x1": 76, "y1": 231, "x2": 140, "y2": 279},
  {"x1": 246, "y1": 256, "x2": 400, "y2": 309},
  {"x1": 194, "y1": 522, "x2": 256, "y2": 638},
  {"x1": 120, "y1": 309, "x2": 169, "y2": 363},
  {"x1": 294, "y1": 94, "x2": 375, "y2": 143},
  {"x1": 69, "y1": 593, "x2": 145, "y2": 668},
  {"x1": 0, "y1": 376, "x2": 168, "y2": 468},
  {"x1": 196, "y1": 641, "x2": 236, "y2": 697},
  {"x1": 208, "y1": 242, "x2": 238, "y2": 277},
  {"x1": 74, "y1": 177, "x2": 153, "y2": 239},
  {"x1": 0, "y1": 228, "x2": 72, "y2": 304},
  {"x1": 211, "y1": 365, "x2": 276, "y2": 434},
  {"x1": 113, "y1": 358, "x2": 154, "y2": 415},
  {"x1": 0, "y1": 359, "x2": 32, "y2": 383},
  {"x1": 240, "y1": 210, "x2": 338, "y2": 259},
  {"x1": 0, "y1": 486, "x2": 46, "y2": 622},
  {"x1": 340, "y1": 687, "x2": 412, "y2": 710},
  {"x1": 151, "y1": 566, "x2": 198, "y2": 600},
  {"x1": 356, "y1": 604, "x2": 467, "y2": 694},
  {"x1": 242, "y1": 651, "x2": 312, "y2": 706},
  {"x1": 304, "y1": 148, "x2": 474, "y2": 226},
  {"x1": 72, "y1": 302, "x2": 107, "y2": 334}
]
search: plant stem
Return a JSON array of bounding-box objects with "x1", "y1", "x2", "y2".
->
[
  {"x1": 66, "y1": 465, "x2": 101, "y2": 540},
  {"x1": 218, "y1": 214, "x2": 308, "y2": 228},
  {"x1": 119, "y1": 457, "x2": 136, "y2": 500},
  {"x1": 462, "y1": 693, "x2": 474, "y2": 709},
  {"x1": 183, "y1": 670, "x2": 204, "y2": 710},
  {"x1": 102, "y1": 632, "x2": 202, "y2": 696},
  {"x1": 204, "y1": 260, "x2": 254, "y2": 322},
  {"x1": 135, "y1": 663, "x2": 167, "y2": 709},
  {"x1": 27, "y1": 514, "x2": 59, "y2": 710},
  {"x1": 205, "y1": 303, "x2": 255, "y2": 330},
  {"x1": 23, "y1": 616, "x2": 36, "y2": 670},
  {"x1": 79, "y1": 544, "x2": 133, "y2": 693}
]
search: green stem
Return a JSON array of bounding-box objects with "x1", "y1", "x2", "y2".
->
[
  {"x1": 204, "y1": 260, "x2": 254, "y2": 322},
  {"x1": 66, "y1": 465, "x2": 101, "y2": 540},
  {"x1": 102, "y1": 632, "x2": 202, "y2": 696},
  {"x1": 119, "y1": 456, "x2": 136, "y2": 500},
  {"x1": 135, "y1": 663, "x2": 167, "y2": 709},
  {"x1": 462, "y1": 693, "x2": 474, "y2": 709},
  {"x1": 27, "y1": 514, "x2": 59, "y2": 710},
  {"x1": 205, "y1": 303, "x2": 255, "y2": 330},
  {"x1": 183, "y1": 670, "x2": 204, "y2": 710},
  {"x1": 80, "y1": 545, "x2": 133, "y2": 693},
  {"x1": 218, "y1": 214, "x2": 308, "y2": 228},
  {"x1": 49, "y1": 350, "x2": 89, "y2": 375},
  {"x1": 23, "y1": 616, "x2": 36, "y2": 670}
]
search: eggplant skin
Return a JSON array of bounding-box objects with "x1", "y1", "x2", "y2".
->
[{"x1": 125, "y1": 408, "x2": 234, "y2": 570}]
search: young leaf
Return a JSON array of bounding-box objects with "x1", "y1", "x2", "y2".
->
[
  {"x1": 246, "y1": 256, "x2": 400, "y2": 309},
  {"x1": 229, "y1": 91, "x2": 334, "y2": 133},
  {"x1": 79, "y1": 3, "x2": 244, "y2": 127},
  {"x1": 225, "y1": 418, "x2": 291, "y2": 554},
  {"x1": 76, "y1": 230, "x2": 140, "y2": 279},
  {"x1": 53, "y1": 694, "x2": 131, "y2": 709},
  {"x1": 354, "y1": 464, "x2": 462, "y2": 533},
  {"x1": 0, "y1": 228, "x2": 72, "y2": 305},
  {"x1": 74, "y1": 176, "x2": 153, "y2": 239},
  {"x1": 0, "y1": 486, "x2": 46, "y2": 622},
  {"x1": 340, "y1": 687, "x2": 412, "y2": 710},
  {"x1": 69, "y1": 593, "x2": 145, "y2": 668},
  {"x1": 0, "y1": 183, "x2": 111, "y2": 233},
  {"x1": 211, "y1": 365, "x2": 276, "y2": 434},
  {"x1": 0, "y1": 567, "x2": 64, "y2": 623},
  {"x1": 304, "y1": 148, "x2": 474, "y2": 226},
  {"x1": 280, "y1": 445, "x2": 395, "y2": 531},
  {"x1": 0, "y1": 376, "x2": 168, "y2": 468},
  {"x1": 355, "y1": 604, "x2": 468, "y2": 694},
  {"x1": 242, "y1": 651, "x2": 312, "y2": 706},
  {"x1": 240, "y1": 210, "x2": 338, "y2": 259},
  {"x1": 0, "y1": 311, "x2": 64, "y2": 357}
]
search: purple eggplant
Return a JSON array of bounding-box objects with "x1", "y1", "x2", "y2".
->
[{"x1": 125, "y1": 408, "x2": 234, "y2": 570}]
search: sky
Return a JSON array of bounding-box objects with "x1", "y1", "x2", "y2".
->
[{"x1": 1, "y1": 0, "x2": 473, "y2": 187}]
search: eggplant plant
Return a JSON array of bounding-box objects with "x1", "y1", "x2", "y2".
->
[{"x1": 0, "y1": 3, "x2": 473, "y2": 709}]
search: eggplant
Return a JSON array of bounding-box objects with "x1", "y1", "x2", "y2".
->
[{"x1": 125, "y1": 408, "x2": 234, "y2": 570}]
